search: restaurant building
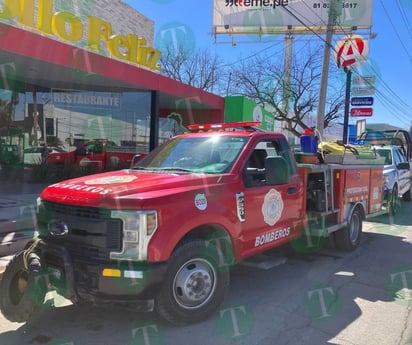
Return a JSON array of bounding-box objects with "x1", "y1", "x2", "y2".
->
[{"x1": 0, "y1": 0, "x2": 225, "y2": 155}]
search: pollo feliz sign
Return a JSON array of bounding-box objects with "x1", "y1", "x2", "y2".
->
[{"x1": 0, "y1": 0, "x2": 161, "y2": 71}]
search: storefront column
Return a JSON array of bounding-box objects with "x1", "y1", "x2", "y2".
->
[{"x1": 149, "y1": 90, "x2": 159, "y2": 151}]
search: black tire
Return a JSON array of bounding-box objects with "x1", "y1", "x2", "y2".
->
[
  {"x1": 155, "y1": 240, "x2": 230, "y2": 326},
  {"x1": 0, "y1": 252, "x2": 46, "y2": 322},
  {"x1": 335, "y1": 207, "x2": 363, "y2": 251},
  {"x1": 402, "y1": 188, "x2": 411, "y2": 202},
  {"x1": 388, "y1": 185, "x2": 399, "y2": 215}
]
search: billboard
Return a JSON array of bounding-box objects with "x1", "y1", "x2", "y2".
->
[{"x1": 213, "y1": 0, "x2": 373, "y2": 39}]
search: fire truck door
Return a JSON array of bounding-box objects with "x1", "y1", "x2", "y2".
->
[{"x1": 240, "y1": 140, "x2": 302, "y2": 257}]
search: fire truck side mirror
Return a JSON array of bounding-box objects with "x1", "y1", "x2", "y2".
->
[
  {"x1": 131, "y1": 154, "x2": 142, "y2": 167},
  {"x1": 265, "y1": 156, "x2": 290, "y2": 185}
]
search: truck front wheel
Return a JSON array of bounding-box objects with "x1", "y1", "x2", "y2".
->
[
  {"x1": 155, "y1": 240, "x2": 230, "y2": 325},
  {"x1": 335, "y1": 207, "x2": 363, "y2": 251},
  {"x1": 0, "y1": 252, "x2": 46, "y2": 322}
]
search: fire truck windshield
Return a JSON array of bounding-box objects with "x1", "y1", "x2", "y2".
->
[{"x1": 133, "y1": 135, "x2": 249, "y2": 174}]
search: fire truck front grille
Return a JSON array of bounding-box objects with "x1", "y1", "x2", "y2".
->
[{"x1": 37, "y1": 201, "x2": 123, "y2": 262}]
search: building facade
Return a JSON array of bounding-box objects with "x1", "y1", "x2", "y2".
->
[{"x1": 0, "y1": 0, "x2": 224, "y2": 158}]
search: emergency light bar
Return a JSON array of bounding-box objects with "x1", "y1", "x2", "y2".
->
[{"x1": 187, "y1": 121, "x2": 261, "y2": 132}]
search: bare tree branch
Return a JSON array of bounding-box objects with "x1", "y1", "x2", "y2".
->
[
  {"x1": 229, "y1": 45, "x2": 345, "y2": 137},
  {"x1": 160, "y1": 46, "x2": 225, "y2": 94},
  {"x1": 160, "y1": 43, "x2": 345, "y2": 138}
]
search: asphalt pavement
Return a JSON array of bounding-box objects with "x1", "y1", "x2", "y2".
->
[{"x1": 0, "y1": 171, "x2": 49, "y2": 271}]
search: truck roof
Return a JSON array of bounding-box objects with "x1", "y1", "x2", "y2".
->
[
  {"x1": 372, "y1": 144, "x2": 401, "y2": 150},
  {"x1": 359, "y1": 129, "x2": 411, "y2": 160}
]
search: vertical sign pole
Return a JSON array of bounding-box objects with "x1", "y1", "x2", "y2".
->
[{"x1": 342, "y1": 68, "x2": 352, "y2": 144}]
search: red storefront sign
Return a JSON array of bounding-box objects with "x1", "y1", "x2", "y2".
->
[{"x1": 350, "y1": 107, "x2": 373, "y2": 117}]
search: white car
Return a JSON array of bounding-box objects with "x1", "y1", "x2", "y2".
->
[
  {"x1": 374, "y1": 145, "x2": 412, "y2": 214},
  {"x1": 23, "y1": 146, "x2": 66, "y2": 166}
]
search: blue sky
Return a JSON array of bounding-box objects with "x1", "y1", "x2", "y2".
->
[{"x1": 124, "y1": 0, "x2": 412, "y2": 130}]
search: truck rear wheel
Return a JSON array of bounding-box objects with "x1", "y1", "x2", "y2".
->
[
  {"x1": 155, "y1": 240, "x2": 229, "y2": 326},
  {"x1": 402, "y1": 188, "x2": 411, "y2": 202},
  {"x1": 0, "y1": 252, "x2": 46, "y2": 322},
  {"x1": 335, "y1": 208, "x2": 362, "y2": 252},
  {"x1": 388, "y1": 185, "x2": 398, "y2": 215}
]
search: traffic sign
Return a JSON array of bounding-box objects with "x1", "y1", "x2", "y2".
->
[
  {"x1": 351, "y1": 107, "x2": 373, "y2": 117},
  {"x1": 351, "y1": 97, "x2": 374, "y2": 106},
  {"x1": 353, "y1": 75, "x2": 376, "y2": 85},
  {"x1": 334, "y1": 35, "x2": 369, "y2": 70},
  {"x1": 351, "y1": 86, "x2": 375, "y2": 96}
]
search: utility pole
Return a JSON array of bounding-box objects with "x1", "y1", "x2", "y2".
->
[
  {"x1": 316, "y1": 0, "x2": 342, "y2": 137},
  {"x1": 283, "y1": 35, "x2": 294, "y2": 115}
]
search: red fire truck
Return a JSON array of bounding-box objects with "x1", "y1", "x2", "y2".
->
[
  {"x1": 0, "y1": 122, "x2": 385, "y2": 325},
  {"x1": 47, "y1": 139, "x2": 145, "y2": 171}
]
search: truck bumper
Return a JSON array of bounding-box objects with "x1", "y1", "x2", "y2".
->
[{"x1": 29, "y1": 240, "x2": 168, "y2": 303}]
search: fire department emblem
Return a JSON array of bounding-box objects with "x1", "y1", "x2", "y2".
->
[
  {"x1": 262, "y1": 189, "x2": 284, "y2": 226},
  {"x1": 194, "y1": 193, "x2": 208, "y2": 211}
]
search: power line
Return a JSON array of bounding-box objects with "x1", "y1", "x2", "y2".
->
[
  {"x1": 396, "y1": 0, "x2": 412, "y2": 40},
  {"x1": 214, "y1": 2, "x2": 412, "y2": 128},
  {"x1": 380, "y1": 0, "x2": 412, "y2": 62},
  {"x1": 285, "y1": 2, "x2": 412, "y2": 127}
]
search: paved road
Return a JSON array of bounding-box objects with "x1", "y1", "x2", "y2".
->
[
  {"x1": 0, "y1": 177, "x2": 48, "y2": 258},
  {"x1": 0, "y1": 198, "x2": 411, "y2": 345}
]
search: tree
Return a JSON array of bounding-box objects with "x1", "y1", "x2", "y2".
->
[
  {"x1": 159, "y1": 42, "x2": 345, "y2": 138},
  {"x1": 0, "y1": 92, "x2": 19, "y2": 142},
  {"x1": 228, "y1": 44, "x2": 345, "y2": 137},
  {"x1": 159, "y1": 46, "x2": 227, "y2": 94}
]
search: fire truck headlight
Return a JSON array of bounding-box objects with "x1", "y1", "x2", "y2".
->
[
  {"x1": 124, "y1": 230, "x2": 139, "y2": 243},
  {"x1": 146, "y1": 212, "x2": 157, "y2": 236},
  {"x1": 110, "y1": 210, "x2": 158, "y2": 260}
]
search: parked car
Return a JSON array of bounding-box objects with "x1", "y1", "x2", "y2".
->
[
  {"x1": 358, "y1": 129, "x2": 412, "y2": 215},
  {"x1": 23, "y1": 146, "x2": 66, "y2": 166},
  {"x1": 373, "y1": 145, "x2": 411, "y2": 215}
]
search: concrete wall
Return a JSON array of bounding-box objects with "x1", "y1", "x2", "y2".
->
[{"x1": 71, "y1": 0, "x2": 155, "y2": 46}]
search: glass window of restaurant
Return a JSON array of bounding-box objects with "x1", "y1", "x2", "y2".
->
[{"x1": 0, "y1": 89, "x2": 185, "y2": 155}]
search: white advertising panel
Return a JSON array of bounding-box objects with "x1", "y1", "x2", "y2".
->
[{"x1": 213, "y1": 0, "x2": 373, "y2": 36}]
